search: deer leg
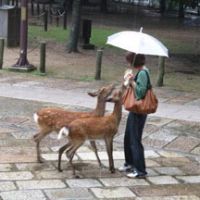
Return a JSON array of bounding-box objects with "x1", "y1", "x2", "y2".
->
[
  {"x1": 105, "y1": 137, "x2": 115, "y2": 173},
  {"x1": 33, "y1": 133, "x2": 39, "y2": 139},
  {"x1": 33, "y1": 133, "x2": 42, "y2": 143},
  {"x1": 33, "y1": 130, "x2": 51, "y2": 163},
  {"x1": 34, "y1": 133, "x2": 44, "y2": 163},
  {"x1": 36, "y1": 141, "x2": 43, "y2": 163},
  {"x1": 66, "y1": 142, "x2": 83, "y2": 160},
  {"x1": 90, "y1": 141, "x2": 102, "y2": 167},
  {"x1": 65, "y1": 145, "x2": 75, "y2": 160},
  {"x1": 68, "y1": 151, "x2": 76, "y2": 176},
  {"x1": 58, "y1": 143, "x2": 71, "y2": 172},
  {"x1": 66, "y1": 142, "x2": 84, "y2": 176}
]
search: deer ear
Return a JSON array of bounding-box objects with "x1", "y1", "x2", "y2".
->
[{"x1": 87, "y1": 91, "x2": 98, "y2": 97}]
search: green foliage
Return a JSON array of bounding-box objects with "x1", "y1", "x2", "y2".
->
[
  {"x1": 28, "y1": 25, "x2": 198, "y2": 55},
  {"x1": 162, "y1": 38, "x2": 197, "y2": 54},
  {"x1": 90, "y1": 26, "x2": 120, "y2": 47},
  {"x1": 167, "y1": 0, "x2": 199, "y2": 9},
  {"x1": 28, "y1": 25, "x2": 69, "y2": 43},
  {"x1": 28, "y1": 25, "x2": 120, "y2": 47},
  {"x1": 79, "y1": 75, "x2": 95, "y2": 82}
]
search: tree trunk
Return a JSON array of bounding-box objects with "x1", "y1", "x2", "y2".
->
[
  {"x1": 178, "y1": 0, "x2": 185, "y2": 18},
  {"x1": 67, "y1": 0, "x2": 73, "y2": 13},
  {"x1": 159, "y1": 0, "x2": 166, "y2": 15},
  {"x1": 100, "y1": 0, "x2": 107, "y2": 13},
  {"x1": 67, "y1": 0, "x2": 81, "y2": 53},
  {"x1": 156, "y1": 57, "x2": 165, "y2": 87}
]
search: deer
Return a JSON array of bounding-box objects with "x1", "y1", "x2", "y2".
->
[
  {"x1": 57, "y1": 88, "x2": 123, "y2": 175},
  {"x1": 33, "y1": 84, "x2": 115, "y2": 164}
]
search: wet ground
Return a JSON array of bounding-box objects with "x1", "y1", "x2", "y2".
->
[{"x1": 0, "y1": 74, "x2": 199, "y2": 199}]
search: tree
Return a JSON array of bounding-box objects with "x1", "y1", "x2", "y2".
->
[
  {"x1": 67, "y1": 0, "x2": 81, "y2": 53},
  {"x1": 14, "y1": 0, "x2": 35, "y2": 71},
  {"x1": 160, "y1": 0, "x2": 166, "y2": 14},
  {"x1": 172, "y1": 0, "x2": 199, "y2": 18},
  {"x1": 178, "y1": 0, "x2": 185, "y2": 18},
  {"x1": 156, "y1": 57, "x2": 165, "y2": 87},
  {"x1": 100, "y1": 0, "x2": 108, "y2": 13}
]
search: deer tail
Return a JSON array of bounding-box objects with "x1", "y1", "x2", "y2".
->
[
  {"x1": 58, "y1": 127, "x2": 69, "y2": 140},
  {"x1": 33, "y1": 113, "x2": 39, "y2": 124}
]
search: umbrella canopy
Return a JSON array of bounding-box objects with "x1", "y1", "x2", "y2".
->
[{"x1": 106, "y1": 29, "x2": 168, "y2": 57}]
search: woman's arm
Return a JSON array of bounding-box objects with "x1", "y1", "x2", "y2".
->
[
  {"x1": 123, "y1": 69, "x2": 134, "y2": 87},
  {"x1": 134, "y1": 70, "x2": 148, "y2": 100}
]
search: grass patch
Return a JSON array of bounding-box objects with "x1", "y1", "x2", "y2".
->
[
  {"x1": 28, "y1": 25, "x2": 199, "y2": 55},
  {"x1": 162, "y1": 38, "x2": 198, "y2": 55},
  {"x1": 90, "y1": 26, "x2": 120, "y2": 47},
  {"x1": 28, "y1": 25, "x2": 69, "y2": 43},
  {"x1": 28, "y1": 25, "x2": 120, "y2": 48},
  {"x1": 164, "y1": 72, "x2": 200, "y2": 92},
  {"x1": 79, "y1": 75, "x2": 95, "y2": 82},
  {"x1": 30, "y1": 70, "x2": 47, "y2": 76}
]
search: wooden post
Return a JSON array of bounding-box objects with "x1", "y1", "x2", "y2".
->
[
  {"x1": 40, "y1": 42, "x2": 46, "y2": 74},
  {"x1": 95, "y1": 49, "x2": 103, "y2": 80},
  {"x1": 63, "y1": 10, "x2": 67, "y2": 30},
  {"x1": 42, "y1": 4, "x2": 45, "y2": 12},
  {"x1": 16, "y1": 0, "x2": 19, "y2": 8},
  {"x1": 44, "y1": 10, "x2": 48, "y2": 32},
  {"x1": 31, "y1": 0, "x2": 34, "y2": 16},
  {"x1": 49, "y1": 3, "x2": 53, "y2": 24},
  {"x1": 0, "y1": 39, "x2": 5, "y2": 69},
  {"x1": 156, "y1": 56, "x2": 165, "y2": 87},
  {"x1": 37, "y1": 3, "x2": 40, "y2": 16},
  {"x1": 56, "y1": 16, "x2": 59, "y2": 27}
]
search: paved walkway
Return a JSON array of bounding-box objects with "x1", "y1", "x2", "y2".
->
[
  {"x1": 0, "y1": 74, "x2": 199, "y2": 200},
  {"x1": 0, "y1": 75, "x2": 200, "y2": 122}
]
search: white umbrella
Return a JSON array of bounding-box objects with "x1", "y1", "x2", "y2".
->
[{"x1": 106, "y1": 28, "x2": 168, "y2": 57}]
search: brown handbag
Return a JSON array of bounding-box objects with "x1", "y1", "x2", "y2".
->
[{"x1": 122, "y1": 70, "x2": 158, "y2": 114}]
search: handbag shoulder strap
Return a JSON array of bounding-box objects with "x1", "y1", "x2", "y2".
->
[
  {"x1": 134, "y1": 69, "x2": 152, "y2": 89},
  {"x1": 134, "y1": 70, "x2": 140, "y2": 81},
  {"x1": 143, "y1": 70, "x2": 152, "y2": 89}
]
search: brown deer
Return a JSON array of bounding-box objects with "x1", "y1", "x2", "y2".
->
[
  {"x1": 57, "y1": 88, "x2": 122, "y2": 175},
  {"x1": 33, "y1": 84, "x2": 115, "y2": 164}
]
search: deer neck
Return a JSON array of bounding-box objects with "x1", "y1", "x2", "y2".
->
[
  {"x1": 91, "y1": 98, "x2": 106, "y2": 116},
  {"x1": 112, "y1": 101, "x2": 122, "y2": 125}
]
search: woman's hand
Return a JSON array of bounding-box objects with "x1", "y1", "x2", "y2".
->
[
  {"x1": 130, "y1": 81, "x2": 136, "y2": 88},
  {"x1": 124, "y1": 74, "x2": 134, "y2": 87},
  {"x1": 123, "y1": 69, "x2": 135, "y2": 87}
]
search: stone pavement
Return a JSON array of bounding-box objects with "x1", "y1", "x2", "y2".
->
[
  {"x1": 0, "y1": 75, "x2": 200, "y2": 122},
  {"x1": 0, "y1": 74, "x2": 200, "y2": 200}
]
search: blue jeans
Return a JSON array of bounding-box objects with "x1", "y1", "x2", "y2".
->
[{"x1": 124, "y1": 112, "x2": 147, "y2": 174}]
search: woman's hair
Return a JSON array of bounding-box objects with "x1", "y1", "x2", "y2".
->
[{"x1": 125, "y1": 52, "x2": 145, "y2": 67}]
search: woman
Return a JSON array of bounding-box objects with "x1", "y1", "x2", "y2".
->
[{"x1": 119, "y1": 52, "x2": 149, "y2": 178}]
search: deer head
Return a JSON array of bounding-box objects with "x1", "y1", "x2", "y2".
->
[
  {"x1": 87, "y1": 84, "x2": 115, "y2": 100},
  {"x1": 106, "y1": 88, "x2": 122, "y2": 103}
]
